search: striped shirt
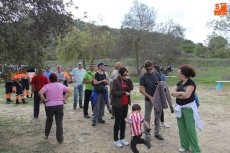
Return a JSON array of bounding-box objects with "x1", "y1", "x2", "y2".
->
[{"x1": 128, "y1": 111, "x2": 144, "y2": 136}]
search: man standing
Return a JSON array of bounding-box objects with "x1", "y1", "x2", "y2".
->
[
  {"x1": 71, "y1": 61, "x2": 86, "y2": 109},
  {"x1": 30, "y1": 69, "x2": 49, "y2": 118},
  {"x1": 4, "y1": 68, "x2": 14, "y2": 104},
  {"x1": 55, "y1": 65, "x2": 65, "y2": 83},
  {"x1": 109, "y1": 62, "x2": 122, "y2": 82},
  {"x1": 92, "y1": 62, "x2": 109, "y2": 126},
  {"x1": 139, "y1": 60, "x2": 163, "y2": 141},
  {"x1": 43, "y1": 65, "x2": 52, "y2": 79},
  {"x1": 109, "y1": 62, "x2": 122, "y2": 119},
  {"x1": 83, "y1": 63, "x2": 96, "y2": 118}
]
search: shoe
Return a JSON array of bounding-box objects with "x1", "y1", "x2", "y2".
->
[
  {"x1": 58, "y1": 137, "x2": 64, "y2": 144},
  {"x1": 120, "y1": 139, "x2": 129, "y2": 146},
  {"x1": 73, "y1": 106, "x2": 76, "y2": 110},
  {"x1": 179, "y1": 147, "x2": 185, "y2": 152},
  {"x1": 80, "y1": 106, "x2": 83, "y2": 109},
  {"x1": 92, "y1": 121, "x2": 96, "y2": 126},
  {"x1": 144, "y1": 140, "x2": 151, "y2": 149},
  {"x1": 27, "y1": 95, "x2": 29, "y2": 98},
  {"x1": 22, "y1": 101, "x2": 28, "y2": 104},
  {"x1": 98, "y1": 119, "x2": 105, "y2": 124},
  {"x1": 161, "y1": 122, "x2": 170, "y2": 128},
  {"x1": 9, "y1": 99, "x2": 13, "y2": 102},
  {"x1": 16, "y1": 101, "x2": 20, "y2": 104},
  {"x1": 84, "y1": 115, "x2": 90, "y2": 118},
  {"x1": 113, "y1": 140, "x2": 123, "y2": 148},
  {"x1": 43, "y1": 136, "x2": 48, "y2": 140},
  {"x1": 155, "y1": 134, "x2": 164, "y2": 140}
]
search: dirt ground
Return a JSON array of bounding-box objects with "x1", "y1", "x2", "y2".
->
[{"x1": 0, "y1": 84, "x2": 230, "y2": 153}]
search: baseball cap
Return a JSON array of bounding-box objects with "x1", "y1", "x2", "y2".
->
[
  {"x1": 97, "y1": 62, "x2": 107, "y2": 67},
  {"x1": 78, "y1": 61, "x2": 83, "y2": 65}
]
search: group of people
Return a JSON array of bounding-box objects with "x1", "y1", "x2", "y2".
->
[
  {"x1": 4, "y1": 67, "x2": 32, "y2": 104},
  {"x1": 4, "y1": 60, "x2": 202, "y2": 152}
]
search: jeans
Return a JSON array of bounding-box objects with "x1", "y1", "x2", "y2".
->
[
  {"x1": 33, "y1": 90, "x2": 41, "y2": 118},
  {"x1": 154, "y1": 108, "x2": 162, "y2": 136},
  {"x1": 92, "y1": 93, "x2": 105, "y2": 123},
  {"x1": 45, "y1": 105, "x2": 64, "y2": 143},
  {"x1": 73, "y1": 84, "x2": 83, "y2": 108},
  {"x1": 144, "y1": 101, "x2": 161, "y2": 138},
  {"x1": 113, "y1": 105, "x2": 128, "y2": 141}
]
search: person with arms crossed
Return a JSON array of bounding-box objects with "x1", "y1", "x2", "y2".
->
[
  {"x1": 91, "y1": 62, "x2": 109, "y2": 126},
  {"x1": 171, "y1": 64, "x2": 202, "y2": 153}
]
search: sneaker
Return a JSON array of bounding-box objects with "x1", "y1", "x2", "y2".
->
[
  {"x1": 84, "y1": 115, "x2": 90, "y2": 118},
  {"x1": 179, "y1": 147, "x2": 185, "y2": 152},
  {"x1": 92, "y1": 121, "x2": 96, "y2": 126},
  {"x1": 113, "y1": 140, "x2": 123, "y2": 148},
  {"x1": 58, "y1": 137, "x2": 64, "y2": 144},
  {"x1": 155, "y1": 134, "x2": 164, "y2": 140},
  {"x1": 120, "y1": 139, "x2": 129, "y2": 146},
  {"x1": 98, "y1": 119, "x2": 106, "y2": 124},
  {"x1": 161, "y1": 122, "x2": 170, "y2": 128},
  {"x1": 143, "y1": 140, "x2": 151, "y2": 149}
]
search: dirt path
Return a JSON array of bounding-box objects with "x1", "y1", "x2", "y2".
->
[{"x1": 0, "y1": 85, "x2": 230, "y2": 153}]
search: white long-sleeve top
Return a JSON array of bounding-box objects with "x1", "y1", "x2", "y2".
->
[{"x1": 174, "y1": 101, "x2": 203, "y2": 131}]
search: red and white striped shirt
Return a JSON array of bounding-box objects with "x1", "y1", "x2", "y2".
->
[{"x1": 128, "y1": 111, "x2": 144, "y2": 136}]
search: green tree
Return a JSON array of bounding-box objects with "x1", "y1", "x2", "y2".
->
[
  {"x1": 0, "y1": 0, "x2": 73, "y2": 67},
  {"x1": 56, "y1": 23, "x2": 114, "y2": 64},
  {"x1": 122, "y1": 0, "x2": 156, "y2": 74},
  {"x1": 207, "y1": 35, "x2": 228, "y2": 57},
  {"x1": 182, "y1": 39, "x2": 195, "y2": 53},
  {"x1": 194, "y1": 43, "x2": 207, "y2": 58}
]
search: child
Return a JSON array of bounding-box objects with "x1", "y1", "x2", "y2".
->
[{"x1": 125, "y1": 104, "x2": 151, "y2": 153}]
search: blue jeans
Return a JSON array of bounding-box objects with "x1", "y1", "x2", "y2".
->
[{"x1": 73, "y1": 84, "x2": 83, "y2": 108}]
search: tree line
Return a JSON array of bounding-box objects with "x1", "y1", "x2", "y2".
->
[{"x1": 1, "y1": 0, "x2": 230, "y2": 75}]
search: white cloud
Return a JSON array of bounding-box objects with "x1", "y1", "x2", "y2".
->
[{"x1": 67, "y1": 0, "x2": 228, "y2": 44}]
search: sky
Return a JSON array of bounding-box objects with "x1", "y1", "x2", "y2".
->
[{"x1": 67, "y1": 0, "x2": 228, "y2": 44}]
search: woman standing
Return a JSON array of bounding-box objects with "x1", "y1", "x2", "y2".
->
[
  {"x1": 171, "y1": 64, "x2": 202, "y2": 153},
  {"x1": 39, "y1": 73, "x2": 71, "y2": 144},
  {"x1": 111, "y1": 67, "x2": 133, "y2": 148}
]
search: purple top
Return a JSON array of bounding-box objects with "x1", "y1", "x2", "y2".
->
[{"x1": 41, "y1": 82, "x2": 68, "y2": 106}]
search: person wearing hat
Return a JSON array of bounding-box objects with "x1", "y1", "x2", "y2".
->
[
  {"x1": 91, "y1": 62, "x2": 109, "y2": 126},
  {"x1": 70, "y1": 61, "x2": 86, "y2": 109}
]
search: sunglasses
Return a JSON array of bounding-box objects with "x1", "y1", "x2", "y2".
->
[
  {"x1": 121, "y1": 74, "x2": 127, "y2": 76},
  {"x1": 146, "y1": 68, "x2": 152, "y2": 71}
]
